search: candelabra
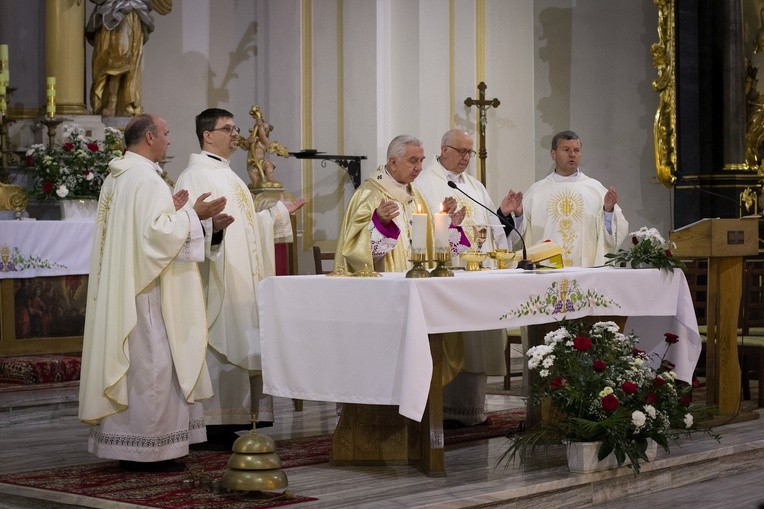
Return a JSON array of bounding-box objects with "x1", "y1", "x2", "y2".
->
[{"x1": 41, "y1": 116, "x2": 65, "y2": 149}]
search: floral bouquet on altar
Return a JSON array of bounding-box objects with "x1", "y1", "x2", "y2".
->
[
  {"x1": 26, "y1": 124, "x2": 124, "y2": 200},
  {"x1": 604, "y1": 226, "x2": 685, "y2": 272},
  {"x1": 500, "y1": 320, "x2": 718, "y2": 474}
]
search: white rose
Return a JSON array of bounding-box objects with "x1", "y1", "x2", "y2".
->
[
  {"x1": 631, "y1": 410, "x2": 646, "y2": 429},
  {"x1": 599, "y1": 386, "x2": 613, "y2": 397},
  {"x1": 85, "y1": 171, "x2": 94, "y2": 181},
  {"x1": 55, "y1": 185, "x2": 69, "y2": 198},
  {"x1": 644, "y1": 404, "x2": 656, "y2": 418},
  {"x1": 684, "y1": 414, "x2": 693, "y2": 429}
]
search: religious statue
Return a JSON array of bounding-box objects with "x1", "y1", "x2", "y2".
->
[
  {"x1": 85, "y1": 0, "x2": 173, "y2": 117},
  {"x1": 238, "y1": 105, "x2": 289, "y2": 189}
]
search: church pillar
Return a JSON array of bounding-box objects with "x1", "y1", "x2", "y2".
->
[
  {"x1": 45, "y1": 0, "x2": 88, "y2": 115},
  {"x1": 721, "y1": 0, "x2": 746, "y2": 170}
]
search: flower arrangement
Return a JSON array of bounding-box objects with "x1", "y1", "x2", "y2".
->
[
  {"x1": 26, "y1": 124, "x2": 124, "y2": 200},
  {"x1": 502, "y1": 319, "x2": 717, "y2": 474},
  {"x1": 604, "y1": 226, "x2": 685, "y2": 272}
]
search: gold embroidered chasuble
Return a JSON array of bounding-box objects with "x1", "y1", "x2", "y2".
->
[
  {"x1": 79, "y1": 151, "x2": 212, "y2": 425},
  {"x1": 334, "y1": 165, "x2": 463, "y2": 383},
  {"x1": 522, "y1": 171, "x2": 629, "y2": 267}
]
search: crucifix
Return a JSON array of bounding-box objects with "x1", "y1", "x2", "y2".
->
[{"x1": 464, "y1": 81, "x2": 500, "y2": 186}]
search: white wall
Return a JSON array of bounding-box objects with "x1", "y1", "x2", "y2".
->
[{"x1": 3, "y1": 0, "x2": 670, "y2": 272}]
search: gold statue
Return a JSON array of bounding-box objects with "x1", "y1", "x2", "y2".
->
[
  {"x1": 238, "y1": 105, "x2": 289, "y2": 189},
  {"x1": 745, "y1": 7, "x2": 764, "y2": 172},
  {"x1": 86, "y1": 0, "x2": 173, "y2": 117}
]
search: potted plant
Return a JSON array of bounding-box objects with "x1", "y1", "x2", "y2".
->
[
  {"x1": 605, "y1": 226, "x2": 685, "y2": 271},
  {"x1": 26, "y1": 123, "x2": 123, "y2": 218},
  {"x1": 501, "y1": 319, "x2": 718, "y2": 474}
]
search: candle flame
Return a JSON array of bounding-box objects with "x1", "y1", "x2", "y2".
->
[{"x1": 417, "y1": 203, "x2": 422, "y2": 213}]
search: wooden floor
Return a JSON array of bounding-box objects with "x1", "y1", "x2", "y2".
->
[{"x1": 0, "y1": 374, "x2": 762, "y2": 508}]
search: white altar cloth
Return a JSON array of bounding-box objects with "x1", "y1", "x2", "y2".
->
[
  {"x1": 258, "y1": 267, "x2": 700, "y2": 422},
  {"x1": 0, "y1": 220, "x2": 94, "y2": 279}
]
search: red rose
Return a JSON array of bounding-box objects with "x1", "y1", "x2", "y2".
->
[
  {"x1": 42, "y1": 181, "x2": 53, "y2": 194},
  {"x1": 632, "y1": 348, "x2": 645, "y2": 357},
  {"x1": 550, "y1": 376, "x2": 566, "y2": 390},
  {"x1": 601, "y1": 393, "x2": 620, "y2": 412},
  {"x1": 664, "y1": 332, "x2": 679, "y2": 344},
  {"x1": 631, "y1": 235, "x2": 639, "y2": 245},
  {"x1": 87, "y1": 142, "x2": 99, "y2": 152},
  {"x1": 679, "y1": 393, "x2": 692, "y2": 407},
  {"x1": 593, "y1": 360, "x2": 607, "y2": 372},
  {"x1": 645, "y1": 392, "x2": 657, "y2": 404},
  {"x1": 653, "y1": 376, "x2": 666, "y2": 388},
  {"x1": 621, "y1": 380, "x2": 638, "y2": 394},
  {"x1": 573, "y1": 335, "x2": 592, "y2": 352},
  {"x1": 664, "y1": 249, "x2": 673, "y2": 257},
  {"x1": 26, "y1": 155, "x2": 35, "y2": 166},
  {"x1": 63, "y1": 142, "x2": 74, "y2": 152}
]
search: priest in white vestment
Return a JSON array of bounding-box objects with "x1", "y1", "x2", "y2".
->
[
  {"x1": 79, "y1": 113, "x2": 231, "y2": 472},
  {"x1": 415, "y1": 128, "x2": 519, "y2": 427},
  {"x1": 515, "y1": 130, "x2": 629, "y2": 267},
  {"x1": 175, "y1": 108, "x2": 305, "y2": 449}
]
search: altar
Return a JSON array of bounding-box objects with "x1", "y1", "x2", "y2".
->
[{"x1": 258, "y1": 267, "x2": 701, "y2": 475}]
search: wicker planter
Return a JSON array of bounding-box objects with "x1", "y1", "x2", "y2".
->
[{"x1": 566, "y1": 441, "x2": 617, "y2": 473}]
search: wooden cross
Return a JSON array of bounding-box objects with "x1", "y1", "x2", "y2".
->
[{"x1": 464, "y1": 82, "x2": 500, "y2": 186}]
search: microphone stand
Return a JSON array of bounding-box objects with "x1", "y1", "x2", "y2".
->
[{"x1": 447, "y1": 181, "x2": 534, "y2": 270}]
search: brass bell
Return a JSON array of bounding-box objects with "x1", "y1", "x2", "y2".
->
[{"x1": 221, "y1": 431, "x2": 288, "y2": 492}]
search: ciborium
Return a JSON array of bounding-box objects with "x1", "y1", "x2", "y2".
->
[
  {"x1": 489, "y1": 248, "x2": 517, "y2": 269},
  {"x1": 459, "y1": 249, "x2": 487, "y2": 271}
]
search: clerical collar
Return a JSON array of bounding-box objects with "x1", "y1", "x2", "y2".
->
[
  {"x1": 202, "y1": 150, "x2": 228, "y2": 163},
  {"x1": 437, "y1": 157, "x2": 464, "y2": 183},
  {"x1": 552, "y1": 169, "x2": 579, "y2": 181}
]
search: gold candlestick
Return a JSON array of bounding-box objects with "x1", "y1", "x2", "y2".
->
[
  {"x1": 430, "y1": 250, "x2": 453, "y2": 277},
  {"x1": 406, "y1": 251, "x2": 430, "y2": 278},
  {"x1": 41, "y1": 117, "x2": 65, "y2": 149}
]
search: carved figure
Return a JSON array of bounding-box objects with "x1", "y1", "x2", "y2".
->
[
  {"x1": 86, "y1": 0, "x2": 173, "y2": 117},
  {"x1": 238, "y1": 105, "x2": 289, "y2": 188}
]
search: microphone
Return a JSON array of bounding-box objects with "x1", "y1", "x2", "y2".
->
[{"x1": 447, "y1": 180, "x2": 534, "y2": 270}]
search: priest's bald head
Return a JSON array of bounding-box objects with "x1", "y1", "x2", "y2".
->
[{"x1": 123, "y1": 113, "x2": 170, "y2": 163}]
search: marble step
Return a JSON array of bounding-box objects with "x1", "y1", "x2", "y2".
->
[{"x1": 0, "y1": 385, "x2": 79, "y2": 427}]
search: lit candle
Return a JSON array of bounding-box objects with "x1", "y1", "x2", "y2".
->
[
  {"x1": 0, "y1": 44, "x2": 8, "y2": 84},
  {"x1": 433, "y1": 209, "x2": 450, "y2": 252},
  {"x1": 411, "y1": 204, "x2": 427, "y2": 254},
  {"x1": 46, "y1": 76, "x2": 56, "y2": 118}
]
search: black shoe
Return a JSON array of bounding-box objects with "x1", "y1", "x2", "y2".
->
[{"x1": 119, "y1": 459, "x2": 186, "y2": 473}]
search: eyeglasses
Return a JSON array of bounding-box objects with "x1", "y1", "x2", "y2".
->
[
  {"x1": 446, "y1": 145, "x2": 477, "y2": 158},
  {"x1": 208, "y1": 125, "x2": 241, "y2": 134}
]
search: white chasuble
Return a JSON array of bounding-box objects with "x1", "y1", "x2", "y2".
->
[
  {"x1": 176, "y1": 153, "x2": 291, "y2": 425},
  {"x1": 79, "y1": 151, "x2": 211, "y2": 460},
  {"x1": 415, "y1": 158, "x2": 507, "y2": 377},
  {"x1": 522, "y1": 171, "x2": 628, "y2": 267}
]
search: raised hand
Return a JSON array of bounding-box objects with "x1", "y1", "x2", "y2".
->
[
  {"x1": 285, "y1": 198, "x2": 308, "y2": 214},
  {"x1": 193, "y1": 192, "x2": 227, "y2": 220},
  {"x1": 172, "y1": 189, "x2": 189, "y2": 211},
  {"x1": 604, "y1": 186, "x2": 618, "y2": 213},
  {"x1": 500, "y1": 190, "x2": 523, "y2": 216},
  {"x1": 375, "y1": 199, "x2": 399, "y2": 225},
  {"x1": 212, "y1": 213, "x2": 235, "y2": 232}
]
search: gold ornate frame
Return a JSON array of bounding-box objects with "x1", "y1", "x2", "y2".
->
[{"x1": 652, "y1": 0, "x2": 677, "y2": 188}]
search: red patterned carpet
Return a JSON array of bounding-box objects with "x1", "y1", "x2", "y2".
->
[{"x1": 0, "y1": 408, "x2": 525, "y2": 508}]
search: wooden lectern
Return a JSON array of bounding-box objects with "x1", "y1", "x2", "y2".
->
[{"x1": 669, "y1": 217, "x2": 759, "y2": 415}]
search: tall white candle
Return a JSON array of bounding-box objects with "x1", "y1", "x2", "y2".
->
[
  {"x1": 46, "y1": 76, "x2": 56, "y2": 117},
  {"x1": 411, "y1": 209, "x2": 427, "y2": 254},
  {"x1": 0, "y1": 44, "x2": 8, "y2": 84},
  {"x1": 433, "y1": 212, "x2": 450, "y2": 251}
]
